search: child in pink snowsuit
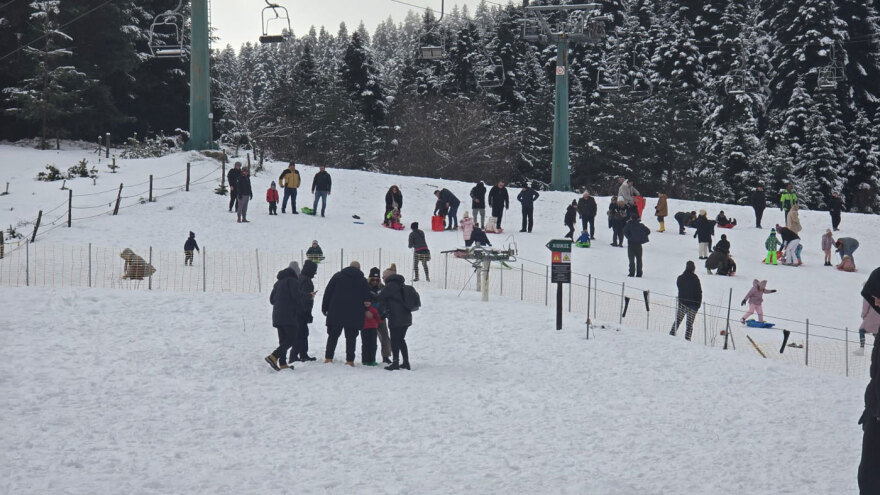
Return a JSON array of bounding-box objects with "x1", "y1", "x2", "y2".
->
[
  {"x1": 459, "y1": 211, "x2": 474, "y2": 244},
  {"x1": 740, "y1": 279, "x2": 777, "y2": 323},
  {"x1": 859, "y1": 296, "x2": 880, "y2": 352}
]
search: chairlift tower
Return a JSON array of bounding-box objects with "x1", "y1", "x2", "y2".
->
[
  {"x1": 523, "y1": 3, "x2": 610, "y2": 191},
  {"x1": 182, "y1": 0, "x2": 216, "y2": 150}
]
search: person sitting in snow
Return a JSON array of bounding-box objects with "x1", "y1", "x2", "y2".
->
[
  {"x1": 714, "y1": 234, "x2": 730, "y2": 254},
  {"x1": 183, "y1": 231, "x2": 199, "y2": 266},
  {"x1": 306, "y1": 240, "x2": 325, "y2": 263},
  {"x1": 716, "y1": 211, "x2": 737, "y2": 228},
  {"x1": 384, "y1": 207, "x2": 403, "y2": 230},
  {"x1": 120, "y1": 248, "x2": 156, "y2": 280},
  {"x1": 575, "y1": 231, "x2": 591, "y2": 248},
  {"x1": 837, "y1": 255, "x2": 857, "y2": 272}
]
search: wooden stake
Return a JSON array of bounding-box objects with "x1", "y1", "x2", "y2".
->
[
  {"x1": 185, "y1": 163, "x2": 190, "y2": 191},
  {"x1": 105, "y1": 132, "x2": 110, "y2": 158},
  {"x1": 113, "y1": 183, "x2": 123, "y2": 215},
  {"x1": 67, "y1": 189, "x2": 72, "y2": 227},
  {"x1": 30, "y1": 210, "x2": 42, "y2": 242},
  {"x1": 149, "y1": 174, "x2": 153, "y2": 202}
]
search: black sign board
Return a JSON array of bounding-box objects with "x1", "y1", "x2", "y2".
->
[{"x1": 551, "y1": 262, "x2": 571, "y2": 283}]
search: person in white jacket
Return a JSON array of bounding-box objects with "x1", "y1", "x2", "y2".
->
[{"x1": 617, "y1": 178, "x2": 640, "y2": 206}]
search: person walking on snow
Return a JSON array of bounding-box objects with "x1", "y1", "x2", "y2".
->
[
  {"x1": 564, "y1": 200, "x2": 578, "y2": 239},
  {"x1": 822, "y1": 229, "x2": 835, "y2": 266},
  {"x1": 764, "y1": 228, "x2": 780, "y2": 265},
  {"x1": 434, "y1": 188, "x2": 460, "y2": 230},
  {"x1": 235, "y1": 167, "x2": 253, "y2": 223},
  {"x1": 517, "y1": 182, "x2": 540, "y2": 233},
  {"x1": 311, "y1": 165, "x2": 331, "y2": 217},
  {"x1": 227, "y1": 161, "x2": 242, "y2": 212},
  {"x1": 183, "y1": 231, "x2": 199, "y2": 266},
  {"x1": 780, "y1": 184, "x2": 797, "y2": 223},
  {"x1": 828, "y1": 191, "x2": 844, "y2": 231},
  {"x1": 740, "y1": 279, "x2": 777, "y2": 323},
  {"x1": 670, "y1": 261, "x2": 702, "y2": 341},
  {"x1": 859, "y1": 267, "x2": 880, "y2": 493},
  {"x1": 266, "y1": 181, "x2": 279, "y2": 215},
  {"x1": 322, "y1": 261, "x2": 370, "y2": 366},
  {"x1": 378, "y1": 266, "x2": 415, "y2": 370},
  {"x1": 488, "y1": 181, "x2": 509, "y2": 230},
  {"x1": 278, "y1": 163, "x2": 301, "y2": 214},
  {"x1": 367, "y1": 267, "x2": 392, "y2": 364},
  {"x1": 751, "y1": 185, "x2": 766, "y2": 228},
  {"x1": 292, "y1": 259, "x2": 318, "y2": 362},
  {"x1": 622, "y1": 214, "x2": 650, "y2": 277},
  {"x1": 408, "y1": 222, "x2": 431, "y2": 282},
  {"x1": 654, "y1": 193, "x2": 668, "y2": 232},
  {"x1": 693, "y1": 210, "x2": 715, "y2": 259},
  {"x1": 470, "y1": 181, "x2": 487, "y2": 228},
  {"x1": 265, "y1": 261, "x2": 305, "y2": 371},
  {"x1": 577, "y1": 191, "x2": 597, "y2": 238}
]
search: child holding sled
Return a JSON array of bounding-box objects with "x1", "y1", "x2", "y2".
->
[{"x1": 740, "y1": 279, "x2": 777, "y2": 324}]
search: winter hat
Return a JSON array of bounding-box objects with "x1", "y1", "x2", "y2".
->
[
  {"x1": 288, "y1": 261, "x2": 301, "y2": 276},
  {"x1": 301, "y1": 260, "x2": 317, "y2": 278},
  {"x1": 699, "y1": 209, "x2": 707, "y2": 216},
  {"x1": 770, "y1": 228, "x2": 776, "y2": 234},
  {"x1": 463, "y1": 211, "x2": 470, "y2": 218},
  {"x1": 349, "y1": 261, "x2": 361, "y2": 270},
  {"x1": 189, "y1": 231, "x2": 195, "y2": 238},
  {"x1": 388, "y1": 263, "x2": 397, "y2": 273},
  {"x1": 685, "y1": 260, "x2": 695, "y2": 272},
  {"x1": 369, "y1": 267, "x2": 381, "y2": 279},
  {"x1": 312, "y1": 240, "x2": 319, "y2": 245},
  {"x1": 826, "y1": 229, "x2": 832, "y2": 235},
  {"x1": 271, "y1": 181, "x2": 276, "y2": 187},
  {"x1": 411, "y1": 222, "x2": 419, "y2": 230},
  {"x1": 758, "y1": 280, "x2": 767, "y2": 291}
]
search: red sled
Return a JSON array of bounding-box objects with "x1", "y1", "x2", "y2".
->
[
  {"x1": 634, "y1": 196, "x2": 646, "y2": 217},
  {"x1": 383, "y1": 222, "x2": 404, "y2": 231},
  {"x1": 718, "y1": 223, "x2": 736, "y2": 229},
  {"x1": 431, "y1": 215, "x2": 445, "y2": 232}
]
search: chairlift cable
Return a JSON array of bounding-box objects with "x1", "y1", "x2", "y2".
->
[{"x1": 0, "y1": 0, "x2": 21, "y2": 10}]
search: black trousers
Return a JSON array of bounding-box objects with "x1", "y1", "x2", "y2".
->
[
  {"x1": 565, "y1": 222, "x2": 575, "y2": 238},
  {"x1": 782, "y1": 208, "x2": 789, "y2": 223},
  {"x1": 521, "y1": 205, "x2": 534, "y2": 232},
  {"x1": 677, "y1": 218, "x2": 687, "y2": 234},
  {"x1": 754, "y1": 207, "x2": 764, "y2": 227},
  {"x1": 389, "y1": 325, "x2": 410, "y2": 364},
  {"x1": 492, "y1": 207, "x2": 505, "y2": 229},
  {"x1": 831, "y1": 210, "x2": 841, "y2": 230},
  {"x1": 272, "y1": 325, "x2": 297, "y2": 364},
  {"x1": 613, "y1": 226, "x2": 624, "y2": 245},
  {"x1": 361, "y1": 328, "x2": 378, "y2": 363},
  {"x1": 269, "y1": 201, "x2": 277, "y2": 214},
  {"x1": 289, "y1": 322, "x2": 310, "y2": 360},
  {"x1": 671, "y1": 304, "x2": 698, "y2": 340},
  {"x1": 581, "y1": 215, "x2": 595, "y2": 238},
  {"x1": 627, "y1": 244, "x2": 643, "y2": 276},
  {"x1": 325, "y1": 325, "x2": 359, "y2": 362},
  {"x1": 860, "y1": 414, "x2": 880, "y2": 493},
  {"x1": 228, "y1": 188, "x2": 238, "y2": 211}
]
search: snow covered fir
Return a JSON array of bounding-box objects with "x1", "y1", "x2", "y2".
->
[{"x1": 1, "y1": 0, "x2": 880, "y2": 493}]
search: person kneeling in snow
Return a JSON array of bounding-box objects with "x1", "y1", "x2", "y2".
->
[{"x1": 120, "y1": 248, "x2": 156, "y2": 280}]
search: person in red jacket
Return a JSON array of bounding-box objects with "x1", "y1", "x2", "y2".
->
[
  {"x1": 267, "y1": 181, "x2": 279, "y2": 215},
  {"x1": 361, "y1": 301, "x2": 381, "y2": 366}
]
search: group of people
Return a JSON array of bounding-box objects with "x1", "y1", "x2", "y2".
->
[
  {"x1": 266, "y1": 260, "x2": 417, "y2": 372},
  {"x1": 228, "y1": 162, "x2": 333, "y2": 222}
]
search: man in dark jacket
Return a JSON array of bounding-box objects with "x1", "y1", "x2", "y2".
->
[
  {"x1": 751, "y1": 186, "x2": 765, "y2": 228},
  {"x1": 622, "y1": 214, "x2": 650, "y2": 277},
  {"x1": 693, "y1": 211, "x2": 715, "y2": 259},
  {"x1": 265, "y1": 261, "x2": 304, "y2": 371},
  {"x1": 828, "y1": 191, "x2": 844, "y2": 231},
  {"x1": 291, "y1": 260, "x2": 318, "y2": 362},
  {"x1": 235, "y1": 167, "x2": 253, "y2": 223},
  {"x1": 577, "y1": 191, "x2": 597, "y2": 239},
  {"x1": 670, "y1": 261, "x2": 702, "y2": 341},
  {"x1": 434, "y1": 189, "x2": 460, "y2": 230},
  {"x1": 322, "y1": 261, "x2": 370, "y2": 366},
  {"x1": 488, "y1": 181, "x2": 509, "y2": 229},
  {"x1": 227, "y1": 161, "x2": 242, "y2": 212},
  {"x1": 470, "y1": 181, "x2": 487, "y2": 228},
  {"x1": 378, "y1": 270, "x2": 414, "y2": 370},
  {"x1": 278, "y1": 163, "x2": 301, "y2": 214},
  {"x1": 517, "y1": 183, "x2": 540, "y2": 233},
  {"x1": 311, "y1": 165, "x2": 332, "y2": 217},
  {"x1": 408, "y1": 222, "x2": 431, "y2": 282},
  {"x1": 860, "y1": 267, "x2": 880, "y2": 492}
]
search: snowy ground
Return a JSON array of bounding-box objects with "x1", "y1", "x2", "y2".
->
[{"x1": 0, "y1": 142, "x2": 875, "y2": 492}]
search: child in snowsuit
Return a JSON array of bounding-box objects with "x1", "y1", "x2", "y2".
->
[
  {"x1": 764, "y1": 229, "x2": 780, "y2": 265},
  {"x1": 460, "y1": 211, "x2": 474, "y2": 244},
  {"x1": 821, "y1": 230, "x2": 835, "y2": 266},
  {"x1": 740, "y1": 279, "x2": 777, "y2": 323},
  {"x1": 384, "y1": 208, "x2": 403, "y2": 230},
  {"x1": 361, "y1": 302, "x2": 381, "y2": 365},
  {"x1": 858, "y1": 294, "x2": 880, "y2": 355},
  {"x1": 306, "y1": 240, "x2": 325, "y2": 263},
  {"x1": 183, "y1": 231, "x2": 199, "y2": 266},
  {"x1": 267, "y1": 182, "x2": 279, "y2": 215}
]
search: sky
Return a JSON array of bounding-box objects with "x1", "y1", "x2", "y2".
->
[{"x1": 211, "y1": 0, "x2": 493, "y2": 50}]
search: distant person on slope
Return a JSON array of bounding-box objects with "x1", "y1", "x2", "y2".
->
[
  {"x1": 654, "y1": 193, "x2": 668, "y2": 232},
  {"x1": 322, "y1": 261, "x2": 370, "y2": 366},
  {"x1": 227, "y1": 161, "x2": 242, "y2": 212},
  {"x1": 564, "y1": 200, "x2": 578, "y2": 239},
  {"x1": 670, "y1": 261, "x2": 702, "y2": 341},
  {"x1": 786, "y1": 203, "x2": 802, "y2": 234},
  {"x1": 488, "y1": 181, "x2": 510, "y2": 230},
  {"x1": 517, "y1": 182, "x2": 540, "y2": 233},
  {"x1": 378, "y1": 265, "x2": 415, "y2": 371},
  {"x1": 266, "y1": 181, "x2": 279, "y2": 215},
  {"x1": 617, "y1": 178, "x2": 640, "y2": 207},
  {"x1": 751, "y1": 185, "x2": 766, "y2": 228},
  {"x1": 292, "y1": 260, "x2": 318, "y2": 362},
  {"x1": 306, "y1": 240, "x2": 325, "y2": 263},
  {"x1": 311, "y1": 165, "x2": 331, "y2": 217},
  {"x1": 828, "y1": 191, "x2": 844, "y2": 231},
  {"x1": 278, "y1": 163, "x2": 301, "y2": 214},
  {"x1": 740, "y1": 279, "x2": 776, "y2": 324},
  {"x1": 235, "y1": 167, "x2": 253, "y2": 223},
  {"x1": 779, "y1": 184, "x2": 797, "y2": 223},
  {"x1": 385, "y1": 185, "x2": 403, "y2": 225},
  {"x1": 433, "y1": 196, "x2": 449, "y2": 230},
  {"x1": 577, "y1": 191, "x2": 597, "y2": 238},
  {"x1": 693, "y1": 210, "x2": 715, "y2": 259},
  {"x1": 610, "y1": 200, "x2": 627, "y2": 247},
  {"x1": 622, "y1": 214, "x2": 650, "y2": 278},
  {"x1": 460, "y1": 211, "x2": 474, "y2": 245},
  {"x1": 470, "y1": 181, "x2": 487, "y2": 228},
  {"x1": 408, "y1": 222, "x2": 431, "y2": 282},
  {"x1": 858, "y1": 267, "x2": 880, "y2": 493},
  {"x1": 822, "y1": 229, "x2": 835, "y2": 266},
  {"x1": 775, "y1": 224, "x2": 801, "y2": 266},
  {"x1": 183, "y1": 231, "x2": 199, "y2": 266},
  {"x1": 764, "y1": 228, "x2": 780, "y2": 265},
  {"x1": 674, "y1": 211, "x2": 695, "y2": 235},
  {"x1": 716, "y1": 211, "x2": 736, "y2": 228}
]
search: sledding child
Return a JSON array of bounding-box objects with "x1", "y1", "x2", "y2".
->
[
  {"x1": 434, "y1": 197, "x2": 449, "y2": 230},
  {"x1": 361, "y1": 301, "x2": 381, "y2": 365},
  {"x1": 857, "y1": 286, "x2": 880, "y2": 355},
  {"x1": 384, "y1": 207, "x2": 403, "y2": 230},
  {"x1": 183, "y1": 231, "x2": 199, "y2": 266},
  {"x1": 822, "y1": 229, "x2": 835, "y2": 266},
  {"x1": 267, "y1": 181, "x2": 279, "y2": 215},
  {"x1": 575, "y1": 231, "x2": 591, "y2": 248},
  {"x1": 740, "y1": 279, "x2": 777, "y2": 324},
  {"x1": 460, "y1": 211, "x2": 474, "y2": 245},
  {"x1": 306, "y1": 240, "x2": 324, "y2": 263},
  {"x1": 716, "y1": 211, "x2": 737, "y2": 228},
  {"x1": 764, "y1": 229, "x2": 780, "y2": 265}
]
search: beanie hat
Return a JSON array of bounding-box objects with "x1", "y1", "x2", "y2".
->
[
  {"x1": 411, "y1": 222, "x2": 419, "y2": 230},
  {"x1": 721, "y1": 234, "x2": 727, "y2": 240},
  {"x1": 388, "y1": 263, "x2": 397, "y2": 274},
  {"x1": 301, "y1": 260, "x2": 317, "y2": 278},
  {"x1": 369, "y1": 267, "x2": 381, "y2": 279},
  {"x1": 288, "y1": 261, "x2": 301, "y2": 276},
  {"x1": 271, "y1": 181, "x2": 276, "y2": 187},
  {"x1": 312, "y1": 240, "x2": 318, "y2": 245},
  {"x1": 699, "y1": 209, "x2": 707, "y2": 216},
  {"x1": 189, "y1": 231, "x2": 195, "y2": 237},
  {"x1": 770, "y1": 228, "x2": 776, "y2": 233}
]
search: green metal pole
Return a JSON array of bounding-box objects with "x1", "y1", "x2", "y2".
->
[
  {"x1": 183, "y1": 0, "x2": 215, "y2": 151},
  {"x1": 550, "y1": 36, "x2": 571, "y2": 191}
]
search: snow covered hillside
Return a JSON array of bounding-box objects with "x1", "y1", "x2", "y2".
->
[{"x1": 0, "y1": 143, "x2": 875, "y2": 492}]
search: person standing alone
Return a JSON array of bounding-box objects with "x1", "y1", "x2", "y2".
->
[
  {"x1": 236, "y1": 168, "x2": 253, "y2": 223},
  {"x1": 577, "y1": 191, "x2": 597, "y2": 239},
  {"x1": 470, "y1": 181, "x2": 487, "y2": 228},
  {"x1": 517, "y1": 182, "x2": 540, "y2": 233},
  {"x1": 780, "y1": 184, "x2": 797, "y2": 223},
  {"x1": 670, "y1": 261, "x2": 702, "y2": 341},
  {"x1": 751, "y1": 185, "x2": 766, "y2": 228},
  {"x1": 488, "y1": 181, "x2": 509, "y2": 230},
  {"x1": 278, "y1": 163, "x2": 301, "y2": 214},
  {"x1": 311, "y1": 165, "x2": 332, "y2": 217},
  {"x1": 828, "y1": 191, "x2": 844, "y2": 231},
  {"x1": 622, "y1": 214, "x2": 650, "y2": 277}
]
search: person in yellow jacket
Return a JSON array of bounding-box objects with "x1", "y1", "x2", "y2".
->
[
  {"x1": 779, "y1": 184, "x2": 797, "y2": 223},
  {"x1": 278, "y1": 163, "x2": 301, "y2": 214}
]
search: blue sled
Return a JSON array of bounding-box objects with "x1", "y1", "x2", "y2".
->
[{"x1": 745, "y1": 320, "x2": 775, "y2": 328}]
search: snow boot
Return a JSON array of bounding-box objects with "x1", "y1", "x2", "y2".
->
[
  {"x1": 324, "y1": 358, "x2": 333, "y2": 364},
  {"x1": 265, "y1": 354, "x2": 281, "y2": 371},
  {"x1": 400, "y1": 362, "x2": 411, "y2": 370},
  {"x1": 385, "y1": 362, "x2": 400, "y2": 371},
  {"x1": 382, "y1": 357, "x2": 392, "y2": 364},
  {"x1": 279, "y1": 362, "x2": 292, "y2": 370},
  {"x1": 345, "y1": 361, "x2": 355, "y2": 367},
  {"x1": 363, "y1": 362, "x2": 379, "y2": 366},
  {"x1": 657, "y1": 221, "x2": 665, "y2": 232},
  {"x1": 300, "y1": 354, "x2": 317, "y2": 362}
]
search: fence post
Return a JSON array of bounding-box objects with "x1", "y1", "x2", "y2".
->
[
  {"x1": 586, "y1": 274, "x2": 591, "y2": 340},
  {"x1": 500, "y1": 264, "x2": 503, "y2": 296},
  {"x1": 805, "y1": 319, "x2": 810, "y2": 366},
  {"x1": 105, "y1": 132, "x2": 110, "y2": 158},
  {"x1": 113, "y1": 183, "x2": 123, "y2": 215},
  {"x1": 149, "y1": 174, "x2": 153, "y2": 202},
  {"x1": 340, "y1": 248, "x2": 344, "y2": 271},
  {"x1": 202, "y1": 247, "x2": 206, "y2": 292},
  {"x1": 221, "y1": 156, "x2": 226, "y2": 191},
  {"x1": 618, "y1": 282, "x2": 625, "y2": 324},
  {"x1": 256, "y1": 248, "x2": 261, "y2": 293},
  {"x1": 544, "y1": 265, "x2": 549, "y2": 306},
  {"x1": 845, "y1": 326, "x2": 849, "y2": 377},
  {"x1": 185, "y1": 163, "x2": 190, "y2": 191},
  {"x1": 567, "y1": 279, "x2": 571, "y2": 312},
  {"x1": 703, "y1": 305, "x2": 708, "y2": 346},
  {"x1": 0, "y1": 230, "x2": 4, "y2": 260},
  {"x1": 148, "y1": 246, "x2": 153, "y2": 290},
  {"x1": 25, "y1": 241, "x2": 29, "y2": 286},
  {"x1": 645, "y1": 290, "x2": 650, "y2": 330},
  {"x1": 444, "y1": 252, "x2": 448, "y2": 290},
  {"x1": 520, "y1": 264, "x2": 524, "y2": 301},
  {"x1": 723, "y1": 288, "x2": 733, "y2": 350},
  {"x1": 30, "y1": 210, "x2": 42, "y2": 242},
  {"x1": 67, "y1": 189, "x2": 72, "y2": 227}
]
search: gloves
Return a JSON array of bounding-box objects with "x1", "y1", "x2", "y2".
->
[{"x1": 741, "y1": 300, "x2": 746, "y2": 306}]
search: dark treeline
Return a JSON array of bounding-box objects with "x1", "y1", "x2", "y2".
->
[{"x1": 2, "y1": 1, "x2": 879, "y2": 212}]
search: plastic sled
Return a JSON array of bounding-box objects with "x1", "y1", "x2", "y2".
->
[
  {"x1": 718, "y1": 223, "x2": 736, "y2": 229},
  {"x1": 431, "y1": 215, "x2": 445, "y2": 232},
  {"x1": 745, "y1": 320, "x2": 775, "y2": 328},
  {"x1": 301, "y1": 207, "x2": 315, "y2": 215},
  {"x1": 383, "y1": 222, "x2": 404, "y2": 231},
  {"x1": 634, "y1": 196, "x2": 646, "y2": 217}
]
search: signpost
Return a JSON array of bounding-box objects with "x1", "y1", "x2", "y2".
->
[{"x1": 546, "y1": 239, "x2": 572, "y2": 330}]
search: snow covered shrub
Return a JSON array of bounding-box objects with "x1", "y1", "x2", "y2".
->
[
  {"x1": 67, "y1": 159, "x2": 97, "y2": 179},
  {"x1": 36, "y1": 165, "x2": 64, "y2": 182},
  {"x1": 120, "y1": 134, "x2": 175, "y2": 159}
]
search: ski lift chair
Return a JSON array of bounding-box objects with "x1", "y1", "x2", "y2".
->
[
  {"x1": 522, "y1": 19, "x2": 542, "y2": 42},
  {"x1": 816, "y1": 67, "x2": 839, "y2": 90},
  {"x1": 625, "y1": 76, "x2": 653, "y2": 101},
  {"x1": 597, "y1": 67, "x2": 622, "y2": 92},
  {"x1": 260, "y1": 1, "x2": 292, "y2": 44},
  {"x1": 420, "y1": 45, "x2": 445, "y2": 60},
  {"x1": 585, "y1": 18, "x2": 608, "y2": 43},
  {"x1": 148, "y1": 10, "x2": 186, "y2": 58},
  {"x1": 725, "y1": 70, "x2": 748, "y2": 95},
  {"x1": 477, "y1": 64, "x2": 505, "y2": 89}
]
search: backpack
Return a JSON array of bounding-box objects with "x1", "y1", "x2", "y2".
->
[{"x1": 400, "y1": 284, "x2": 421, "y2": 312}]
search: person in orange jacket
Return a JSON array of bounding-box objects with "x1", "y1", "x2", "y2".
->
[{"x1": 267, "y1": 181, "x2": 279, "y2": 215}]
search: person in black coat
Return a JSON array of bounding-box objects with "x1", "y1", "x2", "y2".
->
[
  {"x1": 693, "y1": 211, "x2": 715, "y2": 259},
  {"x1": 564, "y1": 200, "x2": 578, "y2": 239},
  {"x1": 311, "y1": 165, "x2": 332, "y2": 217},
  {"x1": 183, "y1": 231, "x2": 199, "y2": 266},
  {"x1": 610, "y1": 200, "x2": 628, "y2": 246},
  {"x1": 674, "y1": 211, "x2": 695, "y2": 235},
  {"x1": 235, "y1": 168, "x2": 253, "y2": 223},
  {"x1": 227, "y1": 162, "x2": 242, "y2": 212},
  {"x1": 384, "y1": 185, "x2": 403, "y2": 225},
  {"x1": 517, "y1": 183, "x2": 540, "y2": 233},
  {"x1": 470, "y1": 181, "x2": 487, "y2": 228},
  {"x1": 265, "y1": 262, "x2": 304, "y2": 370},
  {"x1": 488, "y1": 181, "x2": 510, "y2": 229},
  {"x1": 435, "y1": 188, "x2": 461, "y2": 230},
  {"x1": 622, "y1": 214, "x2": 650, "y2": 277},
  {"x1": 828, "y1": 191, "x2": 844, "y2": 231},
  {"x1": 860, "y1": 267, "x2": 880, "y2": 492},
  {"x1": 377, "y1": 270, "x2": 414, "y2": 370},
  {"x1": 321, "y1": 261, "x2": 370, "y2": 365},
  {"x1": 714, "y1": 234, "x2": 730, "y2": 254},
  {"x1": 291, "y1": 260, "x2": 318, "y2": 362},
  {"x1": 670, "y1": 261, "x2": 702, "y2": 340},
  {"x1": 577, "y1": 191, "x2": 597, "y2": 239},
  {"x1": 751, "y1": 186, "x2": 766, "y2": 228}
]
